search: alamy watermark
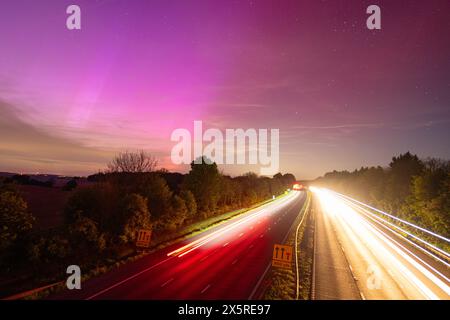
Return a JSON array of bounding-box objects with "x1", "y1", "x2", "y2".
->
[
  {"x1": 65, "y1": 4, "x2": 381, "y2": 31},
  {"x1": 66, "y1": 265, "x2": 81, "y2": 290},
  {"x1": 170, "y1": 121, "x2": 279, "y2": 176}
]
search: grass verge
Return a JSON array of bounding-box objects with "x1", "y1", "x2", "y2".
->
[{"x1": 262, "y1": 191, "x2": 314, "y2": 300}]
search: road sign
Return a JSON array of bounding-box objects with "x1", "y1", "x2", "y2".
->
[
  {"x1": 136, "y1": 229, "x2": 152, "y2": 248},
  {"x1": 272, "y1": 244, "x2": 293, "y2": 269}
]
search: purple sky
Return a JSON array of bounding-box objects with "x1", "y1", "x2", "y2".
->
[{"x1": 0, "y1": 0, "x2": 449, "y2": 179}]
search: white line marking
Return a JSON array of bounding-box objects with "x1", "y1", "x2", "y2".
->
[
  {"x1": 200, "y1": 254, "x2": 210, "y2": 262},
  {"x1": 201, "y1": 284, "x2": 211, "y2": 294},
  {"x1": 160, "y1": 278, "x2": 174, "y2": 287},
  {"x1": 86, "y1": 256, "x2": 173, "y2": 300}
]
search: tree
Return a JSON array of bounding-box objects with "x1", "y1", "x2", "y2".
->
[
  {"x1": 64, "y1": 186, "x2": 102, "y2": 224},
  {"x1": 404, "y1": 159, "x2": 450, "y2": 237},
  {"x1": 138, "y1": 174, "x2": 173, "y2": 219},
  {"x1": 184, "y1": 156, "x2": 222, "y2": 215},
  {"x1": 385, "y1": 152, "x2": 424, "y2": 211},
  {"x1": 107, "y1": 150, "x2": 158, "y2": 173},
  {"x1": 0, "y1": 190, "x2": 34, "y2": 253},
  {"x1": 180, "y1": 190, "x2": 197, "y2": 220},
  {"x1": 170, "y1": 195, "x2": 188, "y2": 229},
  {"x1": 282, "y1": 173, "x2": 296, "y2": 186},
  {"x1": 63, "y1": 179, "x2": 78, "y2": 191},
  {"x1": 64, "y1": 182, "x2": 121, "y2": 234},
  {"x1": 69, "y1": 216, "x2": 106, "y2": 252},
  {"x1": 118, "y1": 194, "x2": 152, "y2": 244},
  {"x1": 273, "y1": 173, "x2": 283, "y2": 180}
]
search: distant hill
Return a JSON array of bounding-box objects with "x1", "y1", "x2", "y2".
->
[
  {"x1": 0, "y1": 172, "x2": 16, "y2": 178},
  {"x1": 0, "y1": 171, "x2": 91, "y2": 188}
]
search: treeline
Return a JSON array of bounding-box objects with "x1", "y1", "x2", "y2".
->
[
  {"x1": 0, "y1": 152, "x2": 295, "y2": 286},
  {"x1": 82, "y1": 155, "x2": 295, "y2": 233},
  {"x1": 314, "y1": 152, "x2": 450, "y2": 239},
  {"x1": 5, "y1": 174, "x2": 54, "y2": 188}
]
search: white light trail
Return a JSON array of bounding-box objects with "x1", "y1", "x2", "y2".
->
[
  {"x1": 310, "y1": 187, "x2": 450, "y2": 300},
  {"x1": 333, "y1": 190, "x2": 450, "y2": 243}
]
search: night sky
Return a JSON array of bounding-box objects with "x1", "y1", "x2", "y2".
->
[{"x1": 0, "y1": 0, "x2": 449, "y2": 179}]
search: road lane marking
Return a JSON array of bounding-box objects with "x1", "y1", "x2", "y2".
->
[
  {"x1": 160, "y1": 278, "x2": 174, "y2": 287},
  {"x1": 201, "y1": 284, "x2": 211, "y2": 294},
  {"x1": 86, "y1": 256, "x2": 173, "y2": 300},
  {"x1": 200, "y1": 254, "x2": 210, "y2": 262}
]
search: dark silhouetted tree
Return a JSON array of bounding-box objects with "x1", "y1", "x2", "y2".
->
[
  {"x1": 107, "y1": 150, "x2": 158, "y2": 173},
  {"x1": 184, "y1": 156, "x2": 221, "y2": 215},
  {"x1": 0, "y1": 190, "x2": 34, "y2": 253}
]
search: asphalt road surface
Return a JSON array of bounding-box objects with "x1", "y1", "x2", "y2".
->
[{"x1": 51, "y1": 191, "x2": 306, "y2": 299}]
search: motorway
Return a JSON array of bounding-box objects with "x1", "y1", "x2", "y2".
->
[
  {"x1": 51, "y1": 191, "x2": 306, "y2": 299},
  {"x1": 311, "y1": 188, "x2": 450, "y2": 300}
]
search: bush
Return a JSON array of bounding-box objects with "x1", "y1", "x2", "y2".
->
[
  {"x1": 180, "y1": 190, "x2": 197, "y2": 221},
  {"x1": 118, "y1": 193, "x2": 152, "y2": 244},
  {"x1": 63, "y1": 179, "x2": 78, "y2": 191},
  {"x1": 69, "y1": 215, "x2": 106, "y2": 251},
  {"x1": 0, "y1": 190, "x2": 34, "y2": 253}
]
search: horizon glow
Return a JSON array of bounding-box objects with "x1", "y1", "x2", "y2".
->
[{"x1": 0, "y1": 1, "x2": 449, "y2": 178}]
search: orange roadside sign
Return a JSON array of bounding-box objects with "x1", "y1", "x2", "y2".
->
[
  {"x1": 136, "y1": 229, "x2": 152, "y2": 248},
  {"x1": 272, "y1": 244, "x2": 293, "y2": 269}
]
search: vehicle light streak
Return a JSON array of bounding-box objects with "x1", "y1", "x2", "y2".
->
[
  {"x1": 339, "y1": 195, "x2": 450, "y2": 266},
  {"x1": 333, "y1": 191, "x2": 450, "y2": 244},
  {"x1": 351, "y1": 204, "x2": 450, "y2": 283},
  {"x1": 167, "y1": 192, "x2": 300, "y2": 257},
  {"x1": 310, "y1": 187, "x2": 450, "y2": 259},
  {"x1": 310, "y1": 187, "x2": 450, "y2": 300}
]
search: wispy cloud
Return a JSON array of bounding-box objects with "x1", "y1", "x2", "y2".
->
[
  {"x1": 0, "y1": 99, "x2": 114, "y2": 175},
  {"x1": 291, "y1": 123, "x2": 385, "y2": 130}
]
